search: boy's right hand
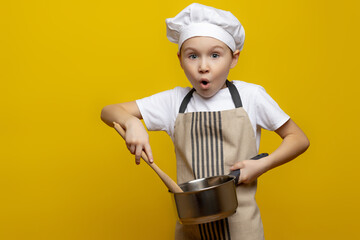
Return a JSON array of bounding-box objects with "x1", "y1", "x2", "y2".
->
[
  {"x1": 102, "y1": 101, "x2": 153, "y2": 165},
  {"x1": 123, "y1": 118, "x2": 153, "y2": 165}
]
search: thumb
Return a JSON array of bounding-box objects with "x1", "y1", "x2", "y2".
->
[{"x1": 230, "y1": 161, "x2": 244, "y2": 171}]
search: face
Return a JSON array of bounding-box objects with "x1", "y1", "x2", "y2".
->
[{"x1": 178, "y1": 36, "x2": 240, "y2": 98}]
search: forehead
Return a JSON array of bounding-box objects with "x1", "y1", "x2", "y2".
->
[{"x1": 180, "y1": 36, "x2": 229, "y2": 52}]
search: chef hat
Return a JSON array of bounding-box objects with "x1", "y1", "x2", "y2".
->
[{"x1": 166, "y1": 3, "x2": 245, "y2": 52}]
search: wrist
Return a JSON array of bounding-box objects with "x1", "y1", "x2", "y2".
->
[
  {"x1": 258, "y1": 157, "x2": 272, "y2": 174},
  {"x1": 124, "y1": 116, "x2": 142, "y2": 130}
]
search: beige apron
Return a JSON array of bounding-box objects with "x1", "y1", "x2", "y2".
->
[{"x1": 173, "y1": 80, "x2": 264, "y2": 240}]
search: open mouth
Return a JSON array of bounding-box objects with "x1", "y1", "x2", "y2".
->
[
  {"x1": 201, "y1": 80, "x2": 209, "y2": 86},
  {"x1": 200, "y1": 79, "x2": 210, "y2": 88}
]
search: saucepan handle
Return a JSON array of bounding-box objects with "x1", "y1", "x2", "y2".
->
[{"x1": 229, "y1": 153, "x2": 269, "y2": 185}]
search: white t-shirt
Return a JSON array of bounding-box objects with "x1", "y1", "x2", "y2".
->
[{"x1": 136, "y1": 80, "x2": 290, "y2": 150}]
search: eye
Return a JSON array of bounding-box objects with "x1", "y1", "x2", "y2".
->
[
  {"x1": 188, "y1": 54, "x2": 197, "y2": 59},
  {"x1": 211, "y1": 53, "x2": 220, "y2": 58}
]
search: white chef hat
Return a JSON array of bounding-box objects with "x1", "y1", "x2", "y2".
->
[{"x1": 166, "y1": 3, "x2": 245, "y2": 52}]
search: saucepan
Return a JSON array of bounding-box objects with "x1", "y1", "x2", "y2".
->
[{"x1": 171, "y1": 153, "x2": 268, "y2": 225}]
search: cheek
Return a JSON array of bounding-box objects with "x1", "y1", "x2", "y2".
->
[
  {"x1": 212, "y1": 62, "x2": 231, "y2": 77},
  {"x1": 182, "y1": 63, "x2": 197, "y2": 76}
]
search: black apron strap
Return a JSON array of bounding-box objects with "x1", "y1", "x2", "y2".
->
[
  {"x1": 178, "y1": 80, "x2": 242, "y2": 113},
  {"x1": 226, "y1": 80, "x2": 243, "y2": 108},
  {"x1": 178, "y1": 88, "x2": 195, "y2": 113}
]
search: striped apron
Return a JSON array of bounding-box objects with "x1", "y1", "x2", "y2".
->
[{"x1": 173, "y1": 80, "x2": 264, "y2": 240}]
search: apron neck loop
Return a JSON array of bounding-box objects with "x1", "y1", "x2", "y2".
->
[
  {"x1": 178, "y1": 88, "x2": 196, "y2": 113},
  {"x1": 226, "y1": 80, "x2": 243, "y2": 108},
  {"x1": 178, "y1": 80, "x2": 243, "y2": 113}
]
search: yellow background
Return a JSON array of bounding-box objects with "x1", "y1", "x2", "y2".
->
[{"x1": 1, "y1": 0, "x2": 359, "y2": 239}]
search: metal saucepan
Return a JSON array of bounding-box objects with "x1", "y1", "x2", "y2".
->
[{"x1": 171, "y1": 153, "x2": 268, "y2": 225}]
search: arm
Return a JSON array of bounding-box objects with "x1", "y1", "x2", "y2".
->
[
  {"x1": 101, "y1": 101, "x2": 153, "y2": 164},
  {"x1": 231, "y1": 119, "x2": 310, "y2": 184}
]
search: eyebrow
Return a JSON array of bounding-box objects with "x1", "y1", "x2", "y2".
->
[{"x1": 210, "y1": 45, "x2": 226, "y2": 50}]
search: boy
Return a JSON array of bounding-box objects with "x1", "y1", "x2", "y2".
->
[{"x1": 101, "y1": 3, "x2": 309, "y2": 240}]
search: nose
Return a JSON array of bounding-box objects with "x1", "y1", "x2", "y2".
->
[{"x1": 198, "y1": 58, "x2": 209, "y2": 73}]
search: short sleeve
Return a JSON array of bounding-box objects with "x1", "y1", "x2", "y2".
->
[
  {"x1": 255, "y1": 86, "x2": 290, "y2": 131},
  {"x1": 135, "y1": 87, "x2": 189, "y2": 137}
]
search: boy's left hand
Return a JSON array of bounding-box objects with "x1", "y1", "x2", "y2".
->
[{"x1": 230, "y1": 158, "x2": 269, "y2": 184}]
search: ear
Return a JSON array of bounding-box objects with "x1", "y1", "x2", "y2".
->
[
  {"x1": 230, "y1": 50, "x2": 240, "y2": 69},
  {"x1": 177, "y1": 52, "x2": 183, "y2": 69}
]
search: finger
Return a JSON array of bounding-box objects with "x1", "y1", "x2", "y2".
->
[
  {"x1": 129, "y1": 145, "x2": 135, "y2": 154},
  {"x1": 239, "y1": 174, "x2": 249, "y2": 184},
  {"x1": 134, "y1": 145, "x2": 143, "y2": 165},
  {"x1": 238, "y1": 167, "x2": 253, "y2": 184},
  {"x1": 143, "y1": 144, "x2": 154, "y2": 163}
]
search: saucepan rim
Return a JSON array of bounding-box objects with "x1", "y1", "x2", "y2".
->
[{"x1": 172, "y1": 175, "x2": 236, "y2": 194}]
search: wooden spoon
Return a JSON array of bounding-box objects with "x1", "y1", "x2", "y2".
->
[{"x1": 113, "y1": 122, "x2": 183, "y2": 193}]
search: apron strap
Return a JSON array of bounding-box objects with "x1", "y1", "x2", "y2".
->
[
  {"x1": 178, "y1": 88, "x2": 196, "y2": 113},
  {"x1": 226, "y1": 80, "x2": 243, "y2": 108},
  {"x1": 178, "y1": 80, "x2": 242, "y2": 113}
]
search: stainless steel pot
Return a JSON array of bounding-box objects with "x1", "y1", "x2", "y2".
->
[{"x1": 171, "y1": 153, "x2": 268, "y2": 225}]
